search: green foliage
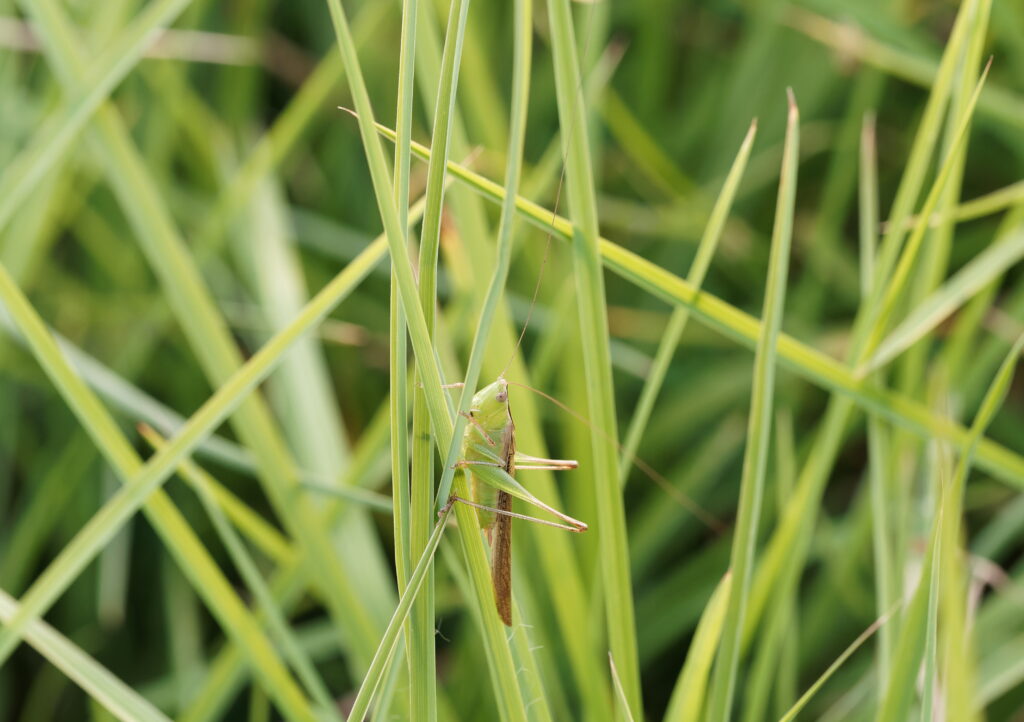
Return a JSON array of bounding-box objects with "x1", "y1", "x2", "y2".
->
[{"x1": 2, "y1": 1, "x2": 1024, "y2": 720}]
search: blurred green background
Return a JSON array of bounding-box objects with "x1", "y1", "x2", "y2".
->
[{"x1": 2, "y1": 0, "x2": 1024, "y2": 719}]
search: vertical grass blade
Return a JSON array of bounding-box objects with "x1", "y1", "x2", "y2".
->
[
  {"x1": 546, "y1": 0, "x2": 641, "y2": 714},
  {"x1": 706, "y1": 90, "x2": 799, "y2": 722}
]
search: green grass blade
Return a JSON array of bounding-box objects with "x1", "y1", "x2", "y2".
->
[
  {"x1": 876, "y1": 332, "x2": 1024, "y2": 722},
  {"x1": 21, "y1": 0, "x2": 393, "y2": 671},
  {"x1": 663, "y1": 572, "x2": 733, "y2": 722},
  {"x1": 778, "y1": 608, "x2": 897, "y2": 722},
  {"x1": 618, "y1": 119, "x2": 757, "y2": 486},
  {"x1": 0, "y1": 266, "x2": 320, "y2": 718},
  {"x1": 861, "y1": 60, "x2": 993, "y2": 354},
  {"x1": 546, "y1": 0, "x2": 641, "y2": 713},
  {"x1": 322, "y1": 1, "x2": 530, "y2": 717},
  {"x1": 0, "y1": 218, "x2": 388, "y2": 675},
  {"x1": 706, "y1": 91, "x2": 799, "y2": 722},
  {"x1": 408, "y1": 1, "x2": 470, "y2": 718}
]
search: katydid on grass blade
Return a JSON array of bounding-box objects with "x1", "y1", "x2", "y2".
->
[{"x1": 450, "y1": 376, "x2": 586, "y2": 625}]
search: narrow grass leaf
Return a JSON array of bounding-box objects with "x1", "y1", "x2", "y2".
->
[
  {"x1": 706, "y1": 90, "x2": 799, "y2": 722},
  {"x1": 618, "y1": 119, "x2": 757, "y2": 485},
  {"x1": 546, "y1": 0, "x2": 642, "y2": 713}
]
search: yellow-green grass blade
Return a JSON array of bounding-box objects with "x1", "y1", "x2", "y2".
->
[
  {"x1": 860, "y1": 60, "x2": 992, "y2": 357},
  {"x1": 663, "y1": 572, "x2": 732, "y2": 722},
  {"x1": 863, "y1": 225, "x2": 1024, "y2": 373},
  {"x1": 706, "y1": 91, "x2": 798, "y2": 722},
  {"x1": 368, "y1": 120, "x2": 1024, "y2": 489},
  {"x1": 547, "y1": 0, "x2": 641, "y2": 714},
  {"x1": 888, "y1": 179, "x2": 1024, "y2": 232},
  {"x1": 0, "y1": 0, "x2": 192, "y2": 233},
  {"x1": 412, "y1": 5, "x2": 612, "y2": 716},
  {"x1": 20, "y1": 0, "x2": 391, "y2": 672},
  {"x1": 0, "y1": 589, "x2": 171, "y2": 722},
  {"x1": 322, "y1": 0, "x2": 530, "y2": 718},
  {"x1": 859, "y1": 108, "x2": 897, "y2": 689},
  {"x1": 390, "y1": 5, "x2": 417, "y2": 710},
  {"x1": 618, "y1": 119, "x2": 756, "y2": 487}
]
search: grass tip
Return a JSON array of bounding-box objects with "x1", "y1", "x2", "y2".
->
[
  {"x1": 337, "y1": 105, "x2": 358, "y2": 119},
  {"x1": 786, "y1": 87, "x2": 799, "y2": 118}
]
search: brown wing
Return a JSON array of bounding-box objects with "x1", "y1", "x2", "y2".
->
[{"x1": 492, "y1": 415, "x2": 516, "y2": 626}]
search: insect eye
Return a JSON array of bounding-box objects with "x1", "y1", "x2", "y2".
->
[{"x1": 495, "y1": 391, "x2": 507, "y2": 403}]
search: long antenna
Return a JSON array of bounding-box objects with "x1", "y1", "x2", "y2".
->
[
  {"x1": 500, "y1": 2, "x2": 602, "y2": 378},
  {"x1": 506, "y1": 380, "x2": 726, "y2": 532}
]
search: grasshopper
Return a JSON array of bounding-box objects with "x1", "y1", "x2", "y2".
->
[{"x1": 451, "y1": 376, "x2": 587, "y2": 626}]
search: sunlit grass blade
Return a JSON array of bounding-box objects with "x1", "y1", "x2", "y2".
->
[
  {"x1": 618, "y1": 119, "x2": 757, "y2": 486},
  {"x1": 706, "y1": 90, "x2": 799, "y2": 722},
  {"x1": 0, "y1": 262, "x2": 320, "y2": 718},
  {"x1": 0, "y1": 209, "x2": 393, "y2": 675},
  {"x1": 663, "y1": 572, "x2": 732, "y2": 722},
  {"x1": 139, "y1": 426, "x2": 342, "y2": 722}
]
